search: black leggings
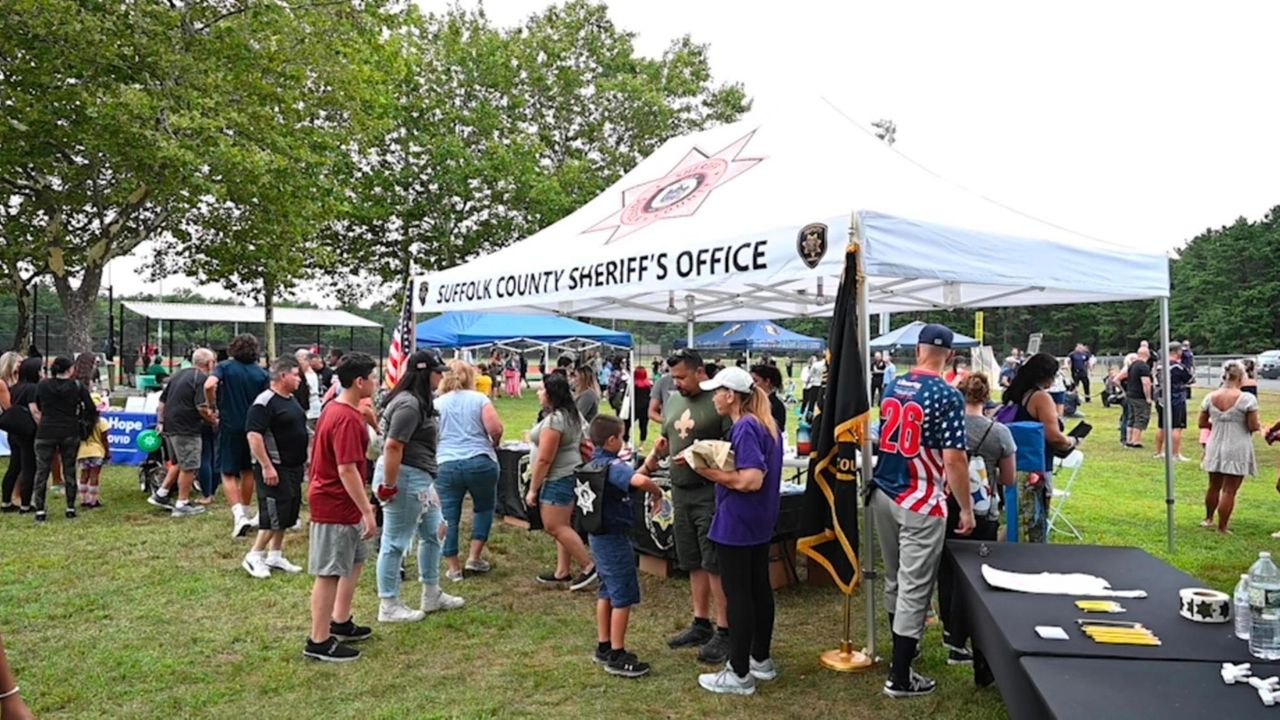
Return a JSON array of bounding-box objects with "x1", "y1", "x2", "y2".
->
[
  {"x1": 2, "y1": 432, "x2": 35, "y2": 507},
  {"x1": 634, "y1": 388, "x2": 651, "y2": 444},
  {"x1": 716, "y1": 541, "x2": 775, "y2": 677}
]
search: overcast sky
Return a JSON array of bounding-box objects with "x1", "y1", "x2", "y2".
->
[{"x1": 106, "y1": 0, "x2": 1280, "y2": 302}]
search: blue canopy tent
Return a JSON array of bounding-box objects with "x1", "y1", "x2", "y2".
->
[
  {"x1": 416, "y1": 312, "x2": 631, "y2": 350},
  {"x1": 675, "y1": 320, "x2": 824, "y2": 354},
  {"x1": 870, "y1": 320, "x2": 979, "y2": 351}
]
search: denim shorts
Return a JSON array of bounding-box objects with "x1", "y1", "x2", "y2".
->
[
  {"x1": 590, "y1": 532, "x2": 640, "y2": 608},
  {"x1": 539, "y1": 476, "x2": 575, "y2": 507}
]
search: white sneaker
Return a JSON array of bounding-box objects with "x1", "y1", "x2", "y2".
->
[
  {"x1": 749, "y1": 657, "x2": 778, "y2": 681},
  {"x1": 698, "y1": 664, "x2": 756, "y2": 696},
  {"x1": 378, "y1": 598, "x2": 426, "y2": 623},
  {"x1": 246, "y1": 514, "x2": 260, "y2": 529},
  {"x1": 421, "y1": 585, "x2": 465, "y2": 613},
  {"x1": 241, "y1": 554, "x2": 271, "y2": 579},
  {"x1": 233, "y1": 516, "x2": 254, "y2": 538},
  {"x1": 264, "y1": 554, "x2": 302, "y2": 574},
  {"x1": 464, "y1": 558, "x2": 491, "y2": 573},
  {"x1": 445, "y1": 568, "x2": 465, "y2": 583},
  {"x1": 1176, "y1": 455, "x2": 1191, "y2": 463}
]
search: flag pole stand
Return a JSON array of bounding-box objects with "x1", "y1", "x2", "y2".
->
[{"x1": 820, "y1": 592, "x2": 873, "y2": 672}]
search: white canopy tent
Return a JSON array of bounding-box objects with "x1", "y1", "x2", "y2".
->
[{"x1": 418, "y1": 96, "x2": 1174, "y2": 661}]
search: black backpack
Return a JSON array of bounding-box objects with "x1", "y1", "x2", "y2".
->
[{"x1": 572, "y1": 459, "x2": 610, "y2": 534}]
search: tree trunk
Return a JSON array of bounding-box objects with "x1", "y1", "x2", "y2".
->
[
  {"x1": 263, "y1": 277, "x2": 277, "y2": 361},
  {"x1": 50, "y1": 262, "x2": 103, "y2": 356},
  {"x1": 9, "y1": 280, "x2": 31, "y2": 352}
]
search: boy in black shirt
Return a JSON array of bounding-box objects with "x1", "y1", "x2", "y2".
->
[{"x1": 243, "y1": 357, "x2": 311, "y2": 579}]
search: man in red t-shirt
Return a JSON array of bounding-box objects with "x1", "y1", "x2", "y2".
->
[{"x1": 303, "y1": 352, "x2": 379, "y2": 663}]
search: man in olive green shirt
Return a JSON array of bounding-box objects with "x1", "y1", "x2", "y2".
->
[{"x1": 639, "y1": 349, "x2": 732, "y2": 664}]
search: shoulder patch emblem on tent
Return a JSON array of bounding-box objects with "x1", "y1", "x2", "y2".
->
[
  {"x1": 583, "y1": 130, "x2": 764, "y2": 245},
  {"x1": 797, "y1": 222, "x2": 828, "y2": 269}
]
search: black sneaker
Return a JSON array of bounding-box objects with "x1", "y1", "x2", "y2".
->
[
  {"x1": 0, "y1": 504, "x2": 16, "y2": 514},
  {"x1": 535, "y1": 571, "x2": 572, "y2": 585},
  {"x1": 593, "y1": 646, "x2": 613, "y2": 665},
  {"x1": 65, "y1": 508, "x2": 77, "y2": 519},
  {"x1": 34, "y1": 511, "x2": 46, "y2": 523},
  {"x1": 147, "y1": 492, "x2": 173, "y2": 509},
  {"x1": 329, "y1": 617, "x2": 372, "y2": 643},
  {"x1": 17, "y1": 506, "x2": 33, "y2": 515},
  {"x1": 946, "y1": 646, "x2": 973, "y2": 665},
  {"x1": 668, "y1": 622, "x2": 714, "y2": 649},
  {"x1": 883, "y1": 668, "x2": 937, "y2": 698},
  {"x1": 569, "y1": 566, "x2": 599, "y2": 591},
  {"x1": 697, "y1": 630, "x2": 731, "y2": 664},
  {"x1": 605, "y1": 651, "x2": 651, "y2": 678},
  {"x1": 303, "y1": 637, "x2": 361, "y2": 663}
]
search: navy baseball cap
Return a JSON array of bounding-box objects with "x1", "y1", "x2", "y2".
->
[{"x1": 918, "y1": 323, "x2": 954, "y2": 349}]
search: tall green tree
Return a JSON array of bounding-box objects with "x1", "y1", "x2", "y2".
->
[
  {"x1": 148, "y1": 1, "x2": 403, "y2": 358},
  {"x1": 0, "y1": 1, "x2": 400, "y2": 356},
  {"x1": 339, "y1": 1, "x2": 751, "y2": 295}
]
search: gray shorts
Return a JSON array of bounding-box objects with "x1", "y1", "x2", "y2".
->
[
  {"x1": 166, "y1": 434, "x2": 202, "y2": 471},
  {"x1": 672, "y1": 483, "x2": 718, "y2": 574},
  {"x1": 308, "y1": 522, "x2": 369, "y2": 577},
  {"x1": 1127, "y1": 398, "x2": 1152, "y2": 431}
]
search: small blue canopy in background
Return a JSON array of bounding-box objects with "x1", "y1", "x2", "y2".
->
[
  {"x1": 674, "y1": 320, "x2": 825, "y2": 353},
  {"x1": 416, "y1": 312, "x2": 632, "y2": 349},
  {"x1": 869, "y1": 320, "x2": 980, "y2": 351}
]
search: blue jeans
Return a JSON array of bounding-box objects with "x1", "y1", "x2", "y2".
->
[
  {"x1": 374, "y1": 460, "x2": 442, "y2": 598},
  {"x1": 198, "y1": 426, "x2": 219, "y2": 499},
  {"x1": 436, "y1": 454, "x2": 499, "y2": 559}
]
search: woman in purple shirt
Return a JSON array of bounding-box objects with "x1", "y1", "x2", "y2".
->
[{"x1": 689, "y1": 366, "x2": 783, "y2": 696}]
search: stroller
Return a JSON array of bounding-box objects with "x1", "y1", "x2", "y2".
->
[{"x1": 138, "y1": 446, "x2": 167, "y2": 496}]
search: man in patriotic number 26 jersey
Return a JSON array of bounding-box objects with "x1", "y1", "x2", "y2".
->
[{"x1": 871, "y1": 324, "x2": 975, "y2": 699}]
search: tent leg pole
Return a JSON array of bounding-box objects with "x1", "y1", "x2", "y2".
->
[
  {"x1": 1160, "y1": 297, "x2": 1174, "y2": 555},
  {"x1": 687, "y1": 320, "x2": 694, "y2": 348},
  {"x1": 856, "y1": 217, "x2": 878, "y2": 663}
]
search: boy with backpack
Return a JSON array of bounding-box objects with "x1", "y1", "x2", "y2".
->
[{"x1": 583, "y1": 415, "x2": 665, "y2": 678}]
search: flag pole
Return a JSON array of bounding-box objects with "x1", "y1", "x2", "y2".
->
[
  {"x1": 855, "y1": 212, "x2": 879, "y2": 663},
  {"x1": 818, "y1": 212, "x2": 874, "y2": 673}
]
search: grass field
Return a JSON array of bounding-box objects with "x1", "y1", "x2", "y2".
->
[{"x1": 3, "y1": 386, "x2": 1280, "y2": 719}]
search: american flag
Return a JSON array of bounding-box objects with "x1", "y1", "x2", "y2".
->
[{"x1": 386, "y1": 275, "x2": 415, "y2": 387}]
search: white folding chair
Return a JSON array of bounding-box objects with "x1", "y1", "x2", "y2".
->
[{"x1": 1048, "y1": 450, "x2": 1084, "y2": 540}]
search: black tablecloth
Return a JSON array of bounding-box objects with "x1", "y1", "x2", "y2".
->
[
  {"x1": 948, "y1": 540, "x2": 1249, "y2": 662},
  {"x1": 1022, "y1": 657, "x2": 1280, "y2": 720}
]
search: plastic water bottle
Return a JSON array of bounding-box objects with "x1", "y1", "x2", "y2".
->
[
  {"x1": 1249, "y1": 552, "x2": 1280, "y2": 659},
  {"x1": 1235, "y1": 573, "x2": 1252, "y2": 640}
]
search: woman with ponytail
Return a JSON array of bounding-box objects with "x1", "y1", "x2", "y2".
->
[{"x1": 688, "y1": 366, "x2": 783, "y2": 696}]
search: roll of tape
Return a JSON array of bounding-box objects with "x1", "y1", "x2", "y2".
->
[{"x1": 1179, "y1": 587, "x2": 1231, "y2": 623}]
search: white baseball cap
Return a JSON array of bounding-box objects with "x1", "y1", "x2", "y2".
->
[{"x1": 699, "y1": 366, "x2": 754, "y2": 394}]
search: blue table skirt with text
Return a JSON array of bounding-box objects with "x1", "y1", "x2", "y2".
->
[{"x1": 104, "y1": 411, "x2": 158, "y2": 466}]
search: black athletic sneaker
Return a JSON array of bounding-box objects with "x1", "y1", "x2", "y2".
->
[
  {"x1": 697, "y1": 630, "x2": 731, "y2": 664},
  {"x1": 593, "y1": 647, "x2": 613, "y2": 665},
  {"x1": 535, "y1": 571, "x2": 572, "y2": 585},
  {"x1": 65, "y1": 508, "x2": 77, "y2": 519},
  {"x1": 667, "y1": 622, "x2": 714, "y2": 649},
  {"x1": 303, "y1": 637, "x2": 361, "y2": 663},
  {"x1": 883, "y1": 668, "x2": 938, "y2": 698},
  {"x1": 605, "y1": 651, "x2": 651, "y2": 678},
  {"x1": 147, "y1": 492, "x2": 173, "y2": 509},
  {"x1": 0, "y1": 505, "x2": 16, "y2": 514},
  {"x1": 34, "y1": 511, "x2": 46, "y2": 523},
  {"x1": 329, "y1": 617, "x2": 372, "y2": 643},
  {"x1": 946, "y1": 646, "x2": 974, "y2": 665},
  {"x1": 569, "y1": 566, "x2": 599, "y2": 591}
]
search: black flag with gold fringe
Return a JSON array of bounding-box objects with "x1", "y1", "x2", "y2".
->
[{"x1": 797, "y1": 240, "x2": 870, "y2": 595}]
